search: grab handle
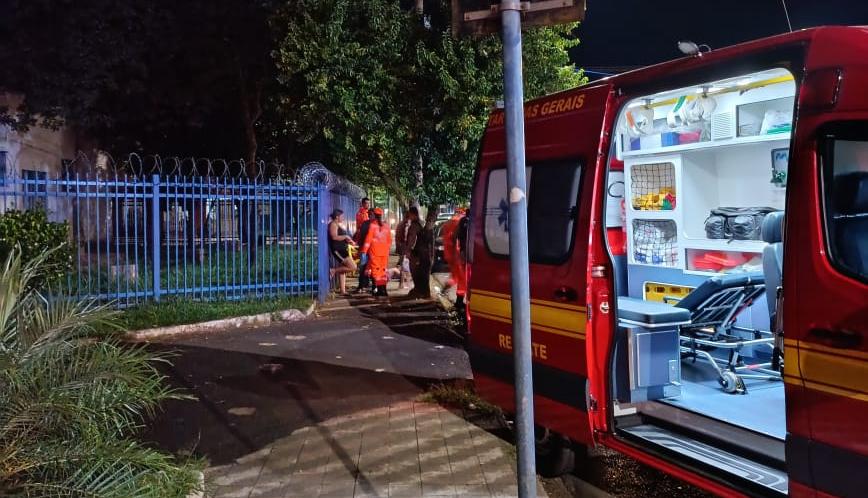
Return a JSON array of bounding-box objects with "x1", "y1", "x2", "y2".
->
[
  {"x1": 554, "y1": 286, "x2": 578, "y2": 302},
  {"x1": 809, "y1": 328, "x2": 862, "y2": 349}
]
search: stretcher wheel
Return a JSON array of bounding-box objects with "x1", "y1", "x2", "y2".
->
[{"x1": 720, "y1": 370, "x2": 746, "y2": 394}]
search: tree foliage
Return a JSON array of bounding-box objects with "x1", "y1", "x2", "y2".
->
[
  {"x1": 1, "y1": 0, "x2": 584, "y2": 192},
  {"x1": 0, "y1": 0, "x2": 275, "y2": 171},
  {"x1": 0, "y1": 210, "x2": 72, "y2": 289},
  {"x1": 272, "y1": 0, "x2": 417, "y2": 202},
  {"x1": 270, "y1": 0, "x2": 585, "y2": 205}
]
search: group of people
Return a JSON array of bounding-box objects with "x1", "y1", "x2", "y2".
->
[
  {"x1": 328, "y1": 197, "x2": 463, "y2": 300},
  {"x1": 327, "y1": 197, "x2": 391, "y2": 296}
]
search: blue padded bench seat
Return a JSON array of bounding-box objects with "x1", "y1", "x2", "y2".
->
[{"x1": 618, "y1": 297, "x2": 692, "y2": 329}]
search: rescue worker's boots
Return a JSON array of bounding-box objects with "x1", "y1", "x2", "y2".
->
[{"x1": 375, "y1": 285, "x2": 388, "y2": 297}]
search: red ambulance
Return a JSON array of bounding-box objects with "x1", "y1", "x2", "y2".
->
[{"x1": 466, "y1": 26, "x2": 868, "y2": 497}]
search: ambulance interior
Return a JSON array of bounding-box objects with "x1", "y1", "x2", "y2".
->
[{"x1": 606, "y1": 68, "x2": 794, "y2": 472}]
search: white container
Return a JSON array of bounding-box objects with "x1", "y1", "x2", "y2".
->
[{"x1": 639, "y1": 134, "x2": 663, "y2": 150}]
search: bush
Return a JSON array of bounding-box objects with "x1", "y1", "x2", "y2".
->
[
  {"x1": 0, "y1": 250, "x2": 203, "y2": 497},
  {"x1": 0, "y1": 209, "x2": 72, "y2": 288}
]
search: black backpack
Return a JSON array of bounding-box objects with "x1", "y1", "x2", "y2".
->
[{"x1": 704, "y1": 207, "x2": 778, "y2": 240}]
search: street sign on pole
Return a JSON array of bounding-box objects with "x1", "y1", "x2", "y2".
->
[
  {"x1": 451, "y1": 2, "x2": 585, "y2": 498},
  {"x1": 453, "y1": 1, "x2": 585, "y2": 37}
]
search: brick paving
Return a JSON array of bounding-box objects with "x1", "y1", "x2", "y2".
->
[{"x1": 206, "y1": 401, "x2": 548, "y2": 498}]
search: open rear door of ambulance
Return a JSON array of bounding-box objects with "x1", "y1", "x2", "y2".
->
[
  {"x1": 782, "y1": 28, "x2": 868, "y2": 498},
  {"x1": 585, "y1": 29, "x2": 867, "y2": 498}
]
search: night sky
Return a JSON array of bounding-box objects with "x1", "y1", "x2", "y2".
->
[{"x1": 571, "y1": 0, "x2": 868, "y2": 79}]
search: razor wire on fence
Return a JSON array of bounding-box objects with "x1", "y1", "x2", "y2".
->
[{"x1": 1, "y1": 152, "x2": 362, "y2": 307}]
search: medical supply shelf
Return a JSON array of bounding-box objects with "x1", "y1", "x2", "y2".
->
[
  {"x1": 622, "y1": 132, "x2": 791, "y2": 158},
  {"x1": 624, "y1": 144, "x2": 784, "y2": 273}
]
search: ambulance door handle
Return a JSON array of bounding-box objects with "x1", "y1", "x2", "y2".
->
[
  {"x1": 554, "y1": 286, "x2": 578, "y2": 302},
  {"x1": 809, "y1": 328, "x2": 862, "y2": 349}
]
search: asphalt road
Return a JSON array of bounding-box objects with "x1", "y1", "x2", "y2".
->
[{"x1": 142, "y1": 292, "x2": 710, "y2": 497}]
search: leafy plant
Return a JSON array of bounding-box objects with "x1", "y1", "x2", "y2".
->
[
  {"x1": 0, "y1": 250, "x2": 203, "y2": 497},
  {"x1": 0, "y1": 210, "x2": 73, "y2": 289},
  {"x1": 271, "y1": 0, "x2": 586, "y2": 206}
]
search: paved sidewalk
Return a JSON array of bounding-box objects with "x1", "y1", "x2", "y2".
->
[{"x1": 207, "y1": 400, "x2": 548, "y2": 498}]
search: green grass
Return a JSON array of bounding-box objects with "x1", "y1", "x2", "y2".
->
[
  {"x1": 117, "y1": 295, "x2": 313, "y2": 331},
  {"x1": 68, "y1": 244, "x2": 319, "y2": 295}
]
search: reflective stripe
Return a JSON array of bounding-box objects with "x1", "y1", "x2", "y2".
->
[
  {"x1": 784, "y1": 340, "x2": 868, "y2": 402},
  {"x1": 470, "y1": 288, "x2": 587, "y2": 339}
]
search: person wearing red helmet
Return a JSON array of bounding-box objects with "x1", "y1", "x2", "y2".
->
[{"x1": 360, "y1": 207, "x2": 392, "y2": 297}]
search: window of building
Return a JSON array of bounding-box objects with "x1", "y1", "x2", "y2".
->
[
  {"x1": 484, "y1": 161, "x2": 582, "y2": 263},
  {"x1": 821, "y1": 122, "x2": 868, "y2": 282},
  {"x1": 22, "y1": 169, "x2": 48, "y2": 210}
]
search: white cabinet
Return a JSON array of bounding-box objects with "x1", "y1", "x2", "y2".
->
[
  {"x1": 625, "y1": 155, "x2": 682, "y2": 268},
  {"x1": 625, "y1": 139, "x2": 787, "y2": 275}
]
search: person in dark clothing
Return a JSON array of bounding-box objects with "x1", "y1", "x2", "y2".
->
[
  {"x1": 394, "y1": 210, "x2": 411, "y2": 289},
  {"x1": 354, "y1": 208, "x2": 376, "y2": 293},
  {"x1": 328, "y1": 209, "x2": 356, "y2": 294},
  {"x1": 404, "y1": 207, "x2": 433, "y2": 298}
]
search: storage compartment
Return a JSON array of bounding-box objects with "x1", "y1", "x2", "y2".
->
[
  {"x1": 614, "y1": 297, "x2": 689, "y2": 403},
  {"x1": 631, "y1": 219, "x2": 678, "y2": 267},
  {"x1": 686, "y1": 249, "x2": 762, "y2": 273},
  {"x1": 629, "y1": 328, "x2": 681, "y2": 393},
  {"x1": 737, "y1": 96, "x2": 795, "y2": 137},
  {"x1": 629, "y1": 162, "x2": 677, "y2": 211},
  {"x1": 681, "y1": 146, "x2": 786, "y2": 240}
]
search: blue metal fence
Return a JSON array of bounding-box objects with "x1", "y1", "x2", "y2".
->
[{"x1": 0, "y1": 172, "x2": 340, "y2": 306}]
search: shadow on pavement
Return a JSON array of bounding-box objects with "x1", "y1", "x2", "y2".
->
[{"x1": 143, "y1": 294, "x2": 464, "y2": 467}]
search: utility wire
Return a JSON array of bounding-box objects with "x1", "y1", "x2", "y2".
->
[{"x1": 781, "y1": 0, "x2": 793, "y2": 32}]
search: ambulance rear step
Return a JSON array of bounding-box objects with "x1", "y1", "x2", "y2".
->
[{"x1": 620, "y1": 424, "x2": 788, "y2": 496}]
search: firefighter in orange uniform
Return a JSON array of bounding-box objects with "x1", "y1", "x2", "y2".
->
[
  {"x1": 441, "y1": 208, "x2": 468, "y2": 313},
  {"x1": 361, "y1": 207, "x2": 392, "y2": 297},
  {"x1": 353, "y1": 197, "x2": 370, "y2": 244}
]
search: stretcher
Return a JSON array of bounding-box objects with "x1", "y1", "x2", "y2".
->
[{"x1": 674, "y1": 273, "x2": 782, "y2": 394}]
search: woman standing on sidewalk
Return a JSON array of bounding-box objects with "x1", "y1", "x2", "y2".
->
[{"x1": 328, "y1": 209, "x2": 356, "y2": 294}]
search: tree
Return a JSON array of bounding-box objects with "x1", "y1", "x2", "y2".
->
[
  {"x1": 271, "y1": 0, "x2": 418, "y2": 204},
  {"x1": 0, "y1": 0, "x2": 276, "y2": 175},
  {"x1": 270, "y1": 0, "x2": 585, "y2": 205}
]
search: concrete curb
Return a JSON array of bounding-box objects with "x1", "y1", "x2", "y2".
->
[{"x1": 126, "y1": 300, "x2": 317, "y2": 341}]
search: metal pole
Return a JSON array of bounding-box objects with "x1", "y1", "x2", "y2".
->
[
  {"x1": 151, "y1": 174, "x2": 162, "y2": 302},
  {"x1": 501, "y1": 2, "x2": 536, "y2": 497},
  {"x1": 317, "y1": 184, "x2": 332, "y2": 304}
]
